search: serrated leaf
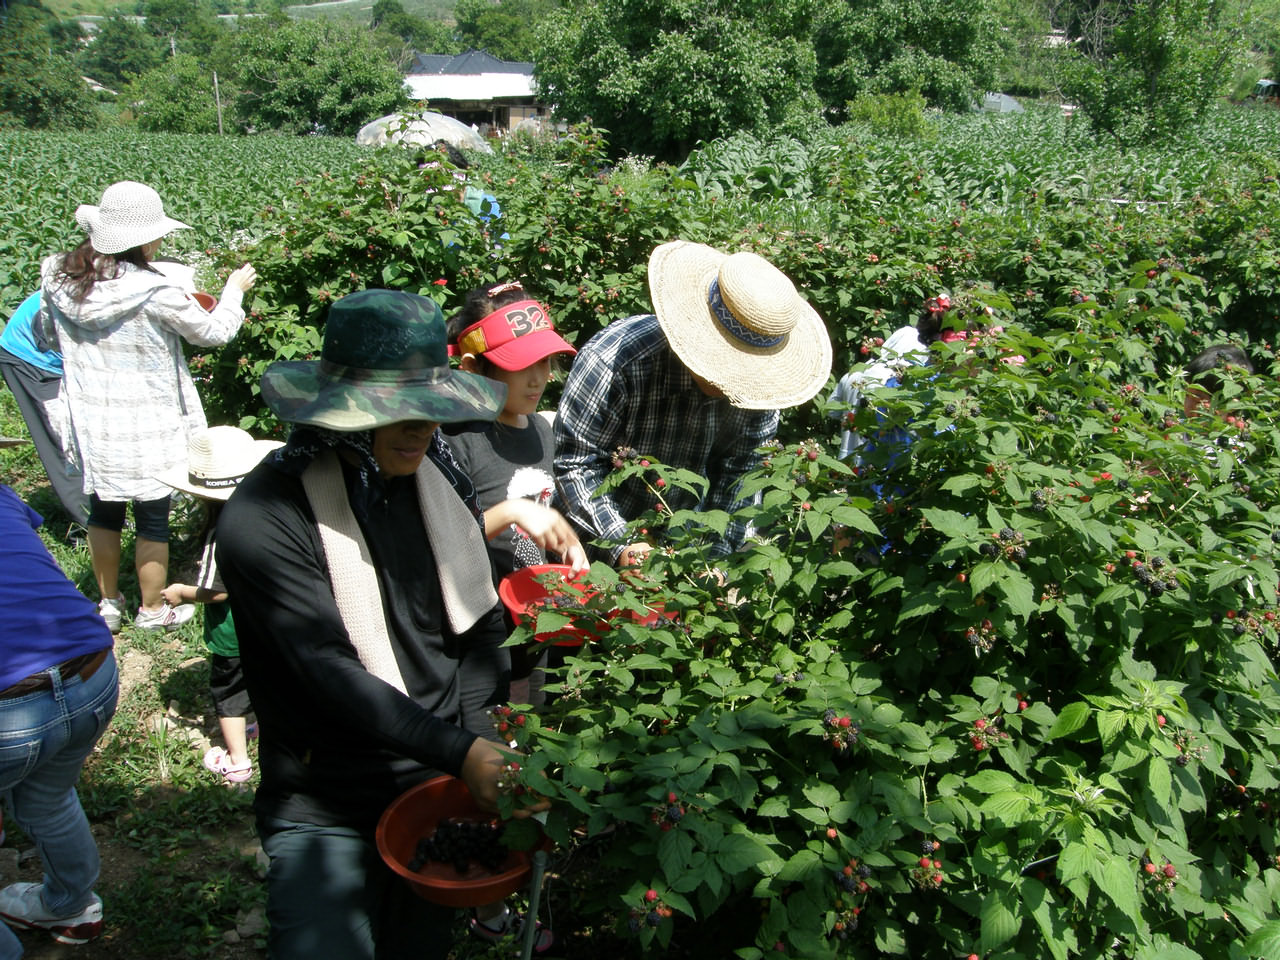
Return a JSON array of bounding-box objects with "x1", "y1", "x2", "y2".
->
[
  {"x1": 1092, "y1": 855, "x2": 1139, "y2": 918},
  {"x1": 979, "y1": 890, "x2": 1020, "y2": 952},
  {"x1": 1046, "y1": 701, "x2": 1090, "y2": 739},
  {"x1": 1147, "y1": 755, "x2": 1171, "y2": 809},
  {"x1": 1096, "y1": 709, "x2": 1127, "y2": 747},
  {"x1": 921, "y1": 507, "x2": 978, "y2": 539},
  {"x1": 1244, "y1": 920, "x2": 1280, "y2": 957},
  {"x1": 965, "y1": 769, "x2": 1018, "y2": 794},
  {"x1": 980, "y1": 791, "x2": 1035, "y2": 822}
]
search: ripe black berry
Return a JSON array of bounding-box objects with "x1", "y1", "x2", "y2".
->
[
  {"x1": 999, "y1": 527, "x2": 1016, "y2": 541},
  {"x1": 646, "y1": 910, "x2": 661, "y2": 927},
  {"x1": 857, "y1": 864, "x2": 872, "y2": 879},
  {"x1": 667, "y1": 805, "x2": 684, "y2": 822},
  {"x1": 1011, "y1": 547, "x2": 1027, "y2": 562}
]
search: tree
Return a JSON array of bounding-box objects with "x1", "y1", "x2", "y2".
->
[
  {"x1": 812, "y1": 0, "x2": 1004, "y2": 117},
  {"x1": 233, "y1": 18, "x2": 409, "y2": 135},
  {"x1": 454, "y1": 0, "x2": 554, "y2": 62},
  {"x1": 124, "y1": 52, "x2": 221, "y2": 133},
  {"x1": 370, "y1": 0, "x2": 459, "y2": 55},
  {"x1": 141, "y1": 0, "x2": 224, "y2": 60},
  {"x1": 80, "y1": 15, "x2": 165, "y2": 89},
  {"x1": 533, "y1": 0, "x2": 819, "y2": 161},
  {"x1": 1057, "y1": 0, "x2": 1249, "y2": 144},
  {"x1": 0, "y1": 5, "x2": 98, "y2": 129}
]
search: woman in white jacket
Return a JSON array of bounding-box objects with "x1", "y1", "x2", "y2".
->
[{"x1": 41, "y1": 180, "x2": 257, "y2": 633}]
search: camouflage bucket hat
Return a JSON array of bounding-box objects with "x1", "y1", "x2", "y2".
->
[{"x1": 260, "y1": 289, "x2": 506, "y2": 431}]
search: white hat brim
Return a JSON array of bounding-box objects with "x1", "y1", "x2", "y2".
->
[
  {"x1": 648, "y1": 241, "x2": 832, "y2": 410},
  {"x1": 156, "y1": 439, "x2": 282, "y2": 501}
]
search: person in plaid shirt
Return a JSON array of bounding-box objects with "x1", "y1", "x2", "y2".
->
[{"x1": 553, "y1": 240, "x2": 832, "y2": 565}]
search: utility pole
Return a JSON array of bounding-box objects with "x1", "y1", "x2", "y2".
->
[{"x1": 214, "y1": 71, "x2": 224, "y2": 135}]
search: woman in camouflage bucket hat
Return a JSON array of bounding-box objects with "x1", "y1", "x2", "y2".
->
[{"x1": 216, "y1": 290, "x2": 545, "y2": 960}]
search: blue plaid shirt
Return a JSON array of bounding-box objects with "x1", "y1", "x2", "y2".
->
[{"x1": 552, "y1": 314, "x2": 780, "y2": 562}]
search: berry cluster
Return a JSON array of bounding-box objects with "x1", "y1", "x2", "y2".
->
[
  {"x1": 772, "y1": 669, "x2": 806, "y2": 692},
  {"x1": 963, "y1": 619, "x2": 996, "y2": 654},
  {"x1": 489, "y1": 705, "x2": 529, "y2": 742},
  {"x1": 610, "y1": 445, "x2": 639, "y2": 469},
  {"x1": 1123, "y1": 552, "x2": 1178, "y2": 597},
  {"x1": 822, "y1": 709, "x2": 862, "y2": 751},
  {"x1": 969, "y1": 716, "x2": 1010, "y2": 751},
  {"x1": 494, "y1": 758, "x2": 530, "y2": 799},
  {"x1": 857, "y1": 335, "x2": 885, "y2": 356},
  {"x1": 650, "y1": 791, "x2": 685, "y2": 831},
  {"x1": 1215, "y1": 605, "x2": 1277, "y2": 639},
  {"x1": 793, "y1": 439, "x2": 823, "y2": 463},
  {"x1": 1028, "y1": 486, "x2": 1059, "y2": 513},
  {"x1": 832, "y1": 856, "x2": 873, "y2": 895},
  {"x1": 829, "y1": 903, "x2": 861, "y2": 940},
  {"x1": 626, "y1": 889, "x2": 674, "y2": 932},
  {"x1": 1170, "y1": 728, "x2": 1208, "y2": 768},
  {"x1": 1118, "y1": 382, "x2": 1144, "y2": 406},
  {"x1": 942, "y1": 398, "x2": 981, "y2": 418},
  {"x1": 409, "y1": 818, "x2": 507, "y2": 874},
  {"x1": 910, "y1": 842, "x2": 945, "y2": 889},
  {"x1": 1139, "y1": 855, "x2": 1178, "y2": 894}
]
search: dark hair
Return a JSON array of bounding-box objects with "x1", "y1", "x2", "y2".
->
[
  {"x1": 435, "y1": 140, "x2": 469, "y2": 169},
  {"x1": 1186, "y1": 343, "x2": 1254, "y2": 396},
  {"x1": 446, "y1": 282, "x2": 533, "y2": 372},
  {"x1": 54, "y1": 239, "x2": 158, "y2": 303}
]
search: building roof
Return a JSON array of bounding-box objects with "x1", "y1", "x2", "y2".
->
[
  {"x1": 410, "y1": 50, "x2": 533, "y2": 77},
  {"x1": 405, "y1": 49, "x2": 537, "y2": 103}
]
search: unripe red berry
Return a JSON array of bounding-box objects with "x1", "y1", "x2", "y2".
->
[
  {"x1": 919, "y1": 857, "x2": 931, "y2": 868},
  {"x1": 974, "y1": 718, "x2": 987, "y2": 731},
  {"x1": 1156, "y1": 714, "x2": 1166, "y2": 727},
  {"x1": 655, "y1": 478, "x2": 666, "y2": 488},
  {"x1": 645, "y1": 888, "x2": 658, "y2": 902},
  {"x1": 1144, "y1": 862, "x2": 1157, "y2": 874},
  {"x1": 668, "y1": 791, "x2": 677, "y2": 803},
  {"x1": 1163, "y1": 863, "x2": 1176, "y2": 878},
  {"x1": 838, "y1": 716, "x2": 851, "y2": 728},
  {"x1": 1018, "y1": 700, "x2": 1028, "y2": 711},
  {"x1": 827, "y1": 828, "x2": 838, "y2": 840}
]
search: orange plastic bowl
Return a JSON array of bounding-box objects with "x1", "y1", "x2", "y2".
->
[
  {"x1": 499, "y1": 564, "x2": 601, "y2": 647},
  {"x1": 376, "y1": 775, "x2": 548, "y2": 907},
  {"x1": 191, "y1": 292, "x2": 217, "y2": 311}
]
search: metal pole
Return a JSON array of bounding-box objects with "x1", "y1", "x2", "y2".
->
[
  {"x1": 213, "y1": 71, "x2": 224, "y2": 135},
  {"x1": 519, "y1": 849, "x2": 548, "y2": 960}
]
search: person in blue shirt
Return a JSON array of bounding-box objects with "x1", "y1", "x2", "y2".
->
[
  {"x1": 0, "y1": 293, "x2": 88, "y2": 522},
  {"x1": 0, "y1": 464, "x2": 118, "y2": 954}
]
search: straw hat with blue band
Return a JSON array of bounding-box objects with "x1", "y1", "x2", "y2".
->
[{"x1": 647, "y1": 240, "x2": 833, "y2": 410}]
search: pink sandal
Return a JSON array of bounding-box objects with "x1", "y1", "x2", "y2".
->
[{"x1": 203, "y1": 746, "x2": 253, "y2": 784}]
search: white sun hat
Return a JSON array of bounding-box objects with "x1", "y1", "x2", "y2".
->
[
  {"x1": 74, "y1": 181, "x2": 191, "y2": 256},
  {"x1": 648, "y1": 240, "x2": 833, "y2": 410},
  {"x1": 156, "y1": 426, "x2": 282, "y2": 502}
]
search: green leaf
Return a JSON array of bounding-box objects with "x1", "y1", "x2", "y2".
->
[
  {"x1": 1091, "y1": 855, "x2": 1139, "y2": 918},
  {"x1": 979, "y1": 889, "x2": 1020, "y2": 952},
  {"x1": 980, "y1": 791, "x2": 1035, "y2": 823},
  {"x1": 965, "y1": 769, "x2": 1018, "y2": 794},
  {"x1": 1046, "y1": 702, "x2": 1091, "y2": 740},
  {"x1": 921, "y1": 507, "x2": 978, "y2": 539},
  {"x1": 1244, "y1": 921, "x2": 1280, "y2": 958}
]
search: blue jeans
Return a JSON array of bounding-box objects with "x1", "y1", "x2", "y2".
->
[
  {"x1": 0, "y1": 652, "x2": 118, "y2": 960},
  {"x1": 258, "y1": 816, "x2": 454, "y2": 960}
]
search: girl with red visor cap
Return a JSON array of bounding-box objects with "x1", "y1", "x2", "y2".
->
[
  {"x1": 442, "y1": 281, "x2": 584, "y2": 950},
  {"x1": 443, "y1": 282, "x2": 586, "y2": 694}
]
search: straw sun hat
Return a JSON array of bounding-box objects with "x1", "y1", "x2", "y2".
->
[
  {"x1": 74, "y1": 181, "x2": 191, "y2": 256},
  {"x1": 648, "y1": 241, "x2": 833, "y2": 410},
  {"x1": 157, "y1": 426, "x2": 282, "y2": 502}
]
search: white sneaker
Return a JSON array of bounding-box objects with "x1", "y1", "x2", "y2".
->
[
  {"x1": 0, "y1": 882, "x2": 103, "y2": 944},
  {"x1": 97, "y1": 594, "x2": 124, "y2": 634},
  {"x1": 133, "y1": 602, "x2": 196, "y2": 632}
]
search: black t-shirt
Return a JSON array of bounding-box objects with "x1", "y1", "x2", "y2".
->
[
  {"x1": 216, "y1": 456, "x2": 508, "y2": 828},
  {"x1": 444, "y1": 416, "x2": 556, "y2": 582}
]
